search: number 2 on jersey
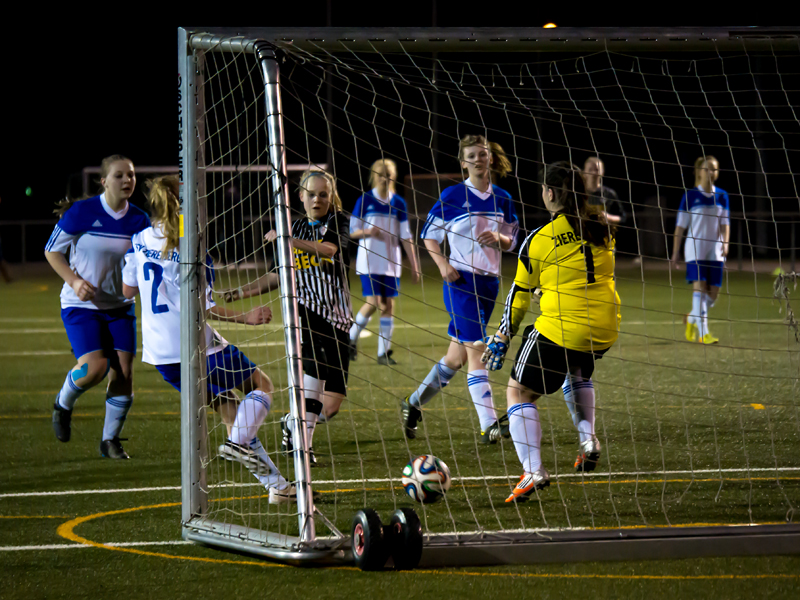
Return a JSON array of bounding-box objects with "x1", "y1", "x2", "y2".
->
[
  {"x1": 579, "y1": 244, "x2": 596, "y2": 284},
  {"x1": 143, "y1": 262, "x2": 169, "y2": 314}
]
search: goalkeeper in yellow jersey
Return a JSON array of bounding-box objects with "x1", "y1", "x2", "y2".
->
[{"x1": 480, "y1": 161, "x2": 621, "y2": 503}]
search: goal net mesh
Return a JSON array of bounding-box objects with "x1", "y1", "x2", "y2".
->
[{"x1": 186, "y1": 38, "x2": 800, "y2": 546}]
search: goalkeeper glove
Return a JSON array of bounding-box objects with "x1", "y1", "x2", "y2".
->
[{"x1": 479, "y1": 334, "x2": 509, "y2": 371}]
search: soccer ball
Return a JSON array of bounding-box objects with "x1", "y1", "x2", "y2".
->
[{"x1": 401, "y1": 455, "x2": 451, "y2": 504}]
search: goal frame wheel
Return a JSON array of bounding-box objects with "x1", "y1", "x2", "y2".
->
[
  {"x1": 351, "y1": 509, "x2": 387, "y2": 571},
  {"x1": 388, "y1": 508, "x2": 423, "y2": 570}
]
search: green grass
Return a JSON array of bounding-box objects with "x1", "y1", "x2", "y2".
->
[{"x1": 1, "y1": 262, "x2": 799, "y2": 599}]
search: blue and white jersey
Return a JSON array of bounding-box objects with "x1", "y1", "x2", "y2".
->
[
  {"x1": 676, "y1": 186, "x2": 730, "y2": 262},
  {"x1": 421, "y1": 180, "x2": 518, "y2": 276},
  {"x1": 45, "y1": 194, "x2": 150, "y2": 310},
  {"x1": 350, "y1": 188, "x2": 412, "y2": 277},
  {"x1": 122, "y1": 225, "x2": 224, "y2": 365}
]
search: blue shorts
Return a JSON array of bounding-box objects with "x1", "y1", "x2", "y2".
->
[
  {"x1": 686, "y1": 261, "x2": 724, "y2": 288},
  {"x1": 443, "y1": 271, "x2": 499, "y2": 343},
  {"x1": 360, "y1": 274, "x2": 399, "y2": 298},
  {"x1": 61, "y1": 305, "x2": 137, "y2": 359},
  {"x1": 155, "y1": 344, "x2": 257, "y2": 397}
]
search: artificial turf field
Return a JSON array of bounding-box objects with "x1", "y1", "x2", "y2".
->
[{"x1": 1, "y1": 260, "x2": 799, "y2": 598}]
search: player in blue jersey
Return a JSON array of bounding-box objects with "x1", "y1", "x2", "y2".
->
[
  {"x1": 45, "y1": 155, "x2": 150, "y2": 459},
  {"x1": 402, "y1": 135, "x2": 519, "y2": 444},
  {"x1": 670, "y1": 156, "x2": 730, "y2": 344},
  {"x1": 121, "y1": 176, "x2": 295, "y2": 503},
  {"x1": 348, "y1": 158, "x2": 420, "y2": 365}
]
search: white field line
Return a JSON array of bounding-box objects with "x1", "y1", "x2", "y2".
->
[
  {"x1": 0, "y1": 540, "x2": 191, "y2": 552},
  {"x1": 2, "y1": 466, "x2": 798, "y2": 499},
  {"x1": 0, "y1": 319, "x2": 789, "y2": 356},
  {"x1": 0, "y1": 319, "x2": 788, "y2": 336}
]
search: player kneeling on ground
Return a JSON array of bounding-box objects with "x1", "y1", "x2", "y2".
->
[
  {"x1": 482, "y1": 161, "x2": 621, "y2": 503},
  {"x1": 121, "y1": 176, "x2": 295, "y2": 504}
]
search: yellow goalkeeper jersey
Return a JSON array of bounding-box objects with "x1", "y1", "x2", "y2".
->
[{"x1": 499, "y1": 214, "x2": 620, "y2": 352}]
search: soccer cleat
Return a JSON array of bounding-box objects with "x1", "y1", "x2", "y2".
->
[
  {"x1": 401, "y1": 397, "x2": 422, "y2": 440},
  {"x1": 574, "y1": 437, "x2": 601, "y2": 472},
  {"x1": 269, "y1": 484, "x2": 297, "y2": 505},
  {"x1": 279, "y1": 414, "x2": 317, "y2": 466},
  {"x1": 52, "y1": 400, "x2": 72, "y2": 443},
  {"x1": 505, "y1": 468, "x2": 551, "y2": 503},
  {"x1": 348, "y1": 342, "x2": 358, "y2": 362},
  {"x1": 684, "y1": 318, "x2": 699, "y2": 343},
  {"x1": 480, "y1": 420, "x2": 503, "y2": 444},
  {"x1": 498, "y1": 413, "x2": 511, "y2": 439},
  {"x1": 100, "y1": 437, "x2": 130, "y2": 459},
  {"x1": 377, "y1": 350, "x2": 397, "y2": 366},
  {"x1": 700, "y1": 333, "x2": 719, "y2": 345},
  {"x1": 219, "y1": 440, "x2": 274, "y2": 475}
]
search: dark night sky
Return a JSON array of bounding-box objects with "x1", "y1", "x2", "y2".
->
[{"x1": 0, "y1": 4, "x2": 751, "y2": 223}]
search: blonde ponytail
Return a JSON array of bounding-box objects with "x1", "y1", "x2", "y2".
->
[{"x1": 147, "y1": 176, "x2": 181, "y2": 257}]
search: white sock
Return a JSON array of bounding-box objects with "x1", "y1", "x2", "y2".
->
[
  {"x1": 349, "y1": 312, "x2": 370, "y2": 344},
  {"x1": 699, "y1": 294, "x2": 709, "y2": 337},
  {"x1": 378, "y1": 316, "x2": 394, "y2": 357},
  {"x1": 102, "y1": 394, "x2": 133, "y2": 441},
  {"x1": 409, "y1": 359, "x2": 457, "y2": 408},
  {"x1": 508, "y1": 402, "x2": 542, "y2": 473},
  {"x1": 57, "y1": 369, "x2": 87, "y2": 411},
  {"x1": 689, "y1": 291, "x2": 702, "y2": 327},
  {"x1": 467, "y1": 369, "x2": 497, "y2": 431},
  {"x1": 562, "y1": 374, "x2": 595, "y2": 444},
  {"x1": 303, "y1": 375, "x2": 325, "y2": 446},
  {"x1": 229, "y1": 390, "x2": 272, "y2": 446},
  {"x1": 249, "y1": 437, "x2": 289, "y2": 490},
  {"x1": 702, "y1": 292, "x2": 715, "y2": 336}
]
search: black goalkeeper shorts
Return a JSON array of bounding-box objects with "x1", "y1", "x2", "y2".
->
[{"x1": 510, "y1": 325, "x2": 608, "y2": 396}]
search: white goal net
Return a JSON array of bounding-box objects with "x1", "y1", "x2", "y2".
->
[{"x1": 179, "y1": 28, "x2": 800, "y2": 565}]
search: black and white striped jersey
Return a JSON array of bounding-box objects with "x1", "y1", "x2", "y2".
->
[{"x1": 291, "y1": 210, "x2": 352, "y2": 332}]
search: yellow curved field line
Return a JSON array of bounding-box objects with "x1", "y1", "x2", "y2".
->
[{"x1": 54, "y1": 502, "x2": 800, "y2": 580}]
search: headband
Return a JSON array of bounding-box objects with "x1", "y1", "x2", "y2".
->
[{"x1": 299, "y1": 171, "x2": 331, "y2": 190}]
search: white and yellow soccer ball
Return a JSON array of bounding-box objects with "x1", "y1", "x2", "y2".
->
[{"x1": 402, "y1": 455, "x2": 452, "y2": 504}]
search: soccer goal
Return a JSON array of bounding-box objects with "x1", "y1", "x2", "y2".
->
[{"x1": 178, "y1": 27, "x2": 800, "y2": 568}]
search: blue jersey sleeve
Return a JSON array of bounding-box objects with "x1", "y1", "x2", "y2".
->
[
  {"x1": 421, "y1": 200, "x2": 446, "y2": 241},
  {"x1": 392, "y1": 196, "x2": 409, "y2": 223},
  {"x1": 676, "y1": 192, "x2": 691, "y2": 229},
  {"x1": 57, "y1": 201, "x2": 87, "y2": 235},
  {"x1": 45, "y1": 202, "x2": 87, "y2": 253},
  {"x1": 350, "y1": 195, "x2": 365, "y2": 233},
  {"x1": 501, "y1": 193, "x2": 520, "y2": 251}
]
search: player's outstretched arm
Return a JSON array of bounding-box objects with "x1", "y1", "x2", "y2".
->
[
  {"x1": 208, "y1": 305, "x2": 272, "y2": 325},
  {"x1": 264, "y1": 229, "x2": 337, "y2": 259},
  {"x1": 224, "y1": 273, "x2": 280, "y2": 302}
]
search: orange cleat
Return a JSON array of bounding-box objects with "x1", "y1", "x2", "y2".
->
[{"x1": 505, "y1": 468, "x2": 550, "y2": 503}]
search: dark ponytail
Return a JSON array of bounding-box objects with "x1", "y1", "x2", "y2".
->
[{"x1": 541, "y1": 161, "x2": 615, "y2": 247}]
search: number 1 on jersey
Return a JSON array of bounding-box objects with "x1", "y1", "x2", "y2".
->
[
  {"x1": 143, "y1": 262, "x2": 169, "y2": 314},
  {"x1": 580, "y1": 244, "x2": 596, "y2": 284}
]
